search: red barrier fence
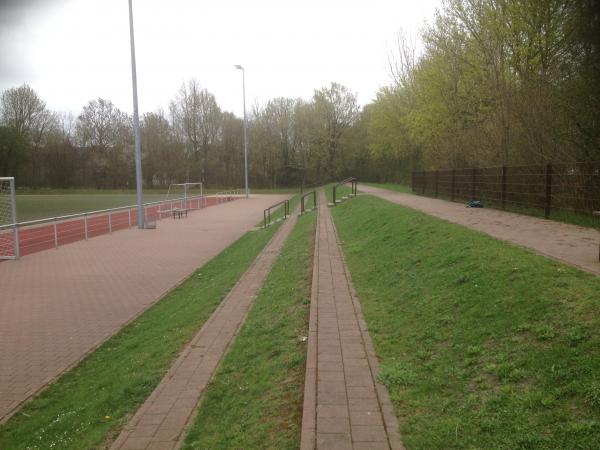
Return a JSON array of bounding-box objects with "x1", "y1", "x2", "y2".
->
[{"x1": 0, "y1": 193, "x2": 241, "y2": 259}]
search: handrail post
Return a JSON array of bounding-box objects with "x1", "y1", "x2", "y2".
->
[
  {"x1": 264, "y1": 209, "x2": 267, "y2": 228},
  {"x1": 333, "y1": 186, "x2": 336, "y2": 206},
  {"x1": 501, "y1": 165, "x2": 507, "y2": 209},
  {"x1": 109, "y1": 212, "x2": 112, "y2": 233},
  {"x1": 545, "y1": 163, "x2": 552, "y2": 218},
  {"x1": 301, "y1": 196, "x2": 305, "y2": 215},
  {"x1": 128, "y1": 208, "x2": 132, "y2": 226},
  {"x1": 84, "y1": 215, "x2": 88, "y2": 240},
  {"x1": 54, "y1": 223, "x2": 58, "y2": 249},
  {"x1": 314, "y1": 190, "x2": 317, "y2": 208}
]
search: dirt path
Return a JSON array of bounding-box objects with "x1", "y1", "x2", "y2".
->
[
  {"x1": 0, "y1": 195, "x2": 287, "y2": 422},
  {"x1": 110, "y1": 205, "x2": 298, "y2": 450},
  {"x1": 300, "y1": 191, "x2": 404, "y2": 450},
  {"x1": 360, "y1": 185, "x2": 600, "y2": 276}
]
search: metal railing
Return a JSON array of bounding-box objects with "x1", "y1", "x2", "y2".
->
[
  {"x1": 263, "y1": 199, "x2": 290, "y2": 228},
  {"x1": 0, "y1": 191, "x2": 244, "y2": 257},
  {"x1": 300, "y1": 190, "x2": 317, "y2": 215},
  {"x1": 332, "y1": 177, "x2": 358, "y2": 206},
  {"x1": 214, "y1": 189, "x2": 244, "y2": 204}
]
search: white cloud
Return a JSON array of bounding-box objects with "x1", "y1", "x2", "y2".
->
[{"x1": 0, "y1": 0, "x2": 440, "y2": 116}]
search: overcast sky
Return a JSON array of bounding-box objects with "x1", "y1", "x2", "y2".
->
[{"x1": 0, "y1": 0, "x2": 440, "y2": 117}]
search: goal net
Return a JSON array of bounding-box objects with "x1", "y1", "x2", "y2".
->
[
  {"x1": 0, "y1": 177, "x2": 19, "y2": 259},
  {"x1": 158, "y1": 182, "x2": 204, "y2": 216}
]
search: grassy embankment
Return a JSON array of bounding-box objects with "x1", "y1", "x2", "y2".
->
[
  {"x1": 331, "y1": 194, "x2": 600, "y2": 449},
  {"x1": 0, "y1": 204, "x2": 293, "y2": 449},
  {"x1": 183, "y1": 207, "x2": 316, "y2": 449}
]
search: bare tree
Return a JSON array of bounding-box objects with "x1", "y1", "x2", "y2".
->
[
  {"x1": 0, "y1": 84, "x2": 54, "y2": 145},
  {"x1": 170, "y1": 80, "x2": 222, "y2": 182},
  {"x1": 76, "y1": 98, "x2": 129, "y2": 149},
  {"x1": 313, "y1": 82, "x2": 359, "y2": 178}
]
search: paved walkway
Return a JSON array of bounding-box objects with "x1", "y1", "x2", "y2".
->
[
  {"x1": 301, "y1": 191, "x2": 404, "y2": 450},
  {"x1": 361, "y1": 185, "x2": 600, "y2": 276},
  {"x1": 0, "y1": 195, "x2": 287, "y2": 422},
  {"x1": 111, "y1": 208, "x2": 298, "y2": 450}
]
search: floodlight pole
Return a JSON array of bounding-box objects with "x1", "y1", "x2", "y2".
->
[
  {"x1": 234, "y1": 65, "x2": 249, "y2": 198},
  {"x1": 128, "y1": 0, "x2": 144, "y2": 228}
]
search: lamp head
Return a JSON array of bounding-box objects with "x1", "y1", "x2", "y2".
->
[{"x1": 234, "y1": 64, "x2": 244, "y2": 70}]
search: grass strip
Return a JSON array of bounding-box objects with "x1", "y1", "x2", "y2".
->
[
  {"x1": 182, "y1": 210, "x2": 316, "y2": 449},
  {"x1": 0, "y1": 222, "x2": 283, "y2": 449},
  {"x1": 331, "y1": 194, "x2": 600, "y2": 450}
]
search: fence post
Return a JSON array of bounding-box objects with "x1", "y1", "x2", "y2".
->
[
  {"x1": 54, "y1": 223, "x2": 58, "y2": 249},
  {"x1": 128, "y1": 208, "x2": 132, "y2": 226},
  {"x1": 435, "y1": 170, "x2": 439, "y2": 198},
  {"x1": 451, "y1": 169, "x2": 456, "y2": 201},
  {"x1": 471, "y1": 168, "x2": 477, "y2": 200},
  {"x1": 314, "y1": 190, "x2": 317, "y2": 209},
  {"x1": 108, "y1": 212, "x2": 112, "y2": 233},
  {"x1": 545, "y1": 163, "x2": 552, "y2": 218},
  {"x1": 264, "y1": 209, "x2": 267, "y2": 228},
  {"x1": 84, "y1": 215, "x2": 88, "y2": 240},
  {"x1": 501, "y1": 165, "x2": 507, "y2": 209},
  {"x1": 333, "y1": 186, "x2": 336, "y2": 205}
]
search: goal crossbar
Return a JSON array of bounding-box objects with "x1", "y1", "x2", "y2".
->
[{"x1": 158, "y1": 182, "x2": 204, "y2": 215}]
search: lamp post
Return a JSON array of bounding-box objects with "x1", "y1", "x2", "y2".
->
[
  {"x1": 234, "y1": 65, "x2": 249, "y2": 198},
  {"x1": 128, "y1": 0, "x2": 144, "y2": 228}
]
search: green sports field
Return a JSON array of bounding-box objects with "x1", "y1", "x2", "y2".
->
[{"x1": 14, "y1": 188, "x2": 297, "y2": 222}]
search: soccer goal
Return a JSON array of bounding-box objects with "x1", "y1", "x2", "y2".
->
[
  {"x1": 0, "y1": 177, "x2": 19, "y2": 259},
  {"x1": 158, "y1": 182, "x2": 204, "y2": 217}
]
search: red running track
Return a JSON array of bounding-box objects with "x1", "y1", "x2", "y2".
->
[{"x1": 0, "y1": 196, "x2": 236, "y2": 258}]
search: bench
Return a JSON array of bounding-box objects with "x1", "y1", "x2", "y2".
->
[{"x1": 172, "y1": 208, "x2": 189, "y2": 219}]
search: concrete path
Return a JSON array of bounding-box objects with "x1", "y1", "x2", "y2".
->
[
  {"x1": 361, "y1": 185, "x2": 600, "y2": 276},
  {"x1": 0, "y1": 195, "x2": 287, "y2": 422},
  {"x1": 301, "y1": 191, "x2": 404, "y2": 450},
  {"x1": 111, "y1": 207, "x2": 298, "y2": 450}
]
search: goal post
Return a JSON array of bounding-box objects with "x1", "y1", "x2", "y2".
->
[
  {"x1": 0, "y1": 177, "x2": 19, "y2": 259},
  {"x1": 158, "y1": 182, "x2": 204, "y2": 216}
]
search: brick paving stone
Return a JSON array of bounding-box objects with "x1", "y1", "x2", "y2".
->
[
  {"x1": 0, "y1": 195, "x2": 288, "y2": 423},
  {"x1": 300, "y1": 191, "x2": 405, "y2": 449},
  {"x1": 110, "y1": 204, "x2": 299, "y2": 450}
]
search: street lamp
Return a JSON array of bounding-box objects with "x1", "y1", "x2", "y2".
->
[
  {"x1": 128, "y1": 0, "x2": 144, "y2": 228},
  {"x1": 234, "y1": 65, "x2": 249, "y2": 198}
]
